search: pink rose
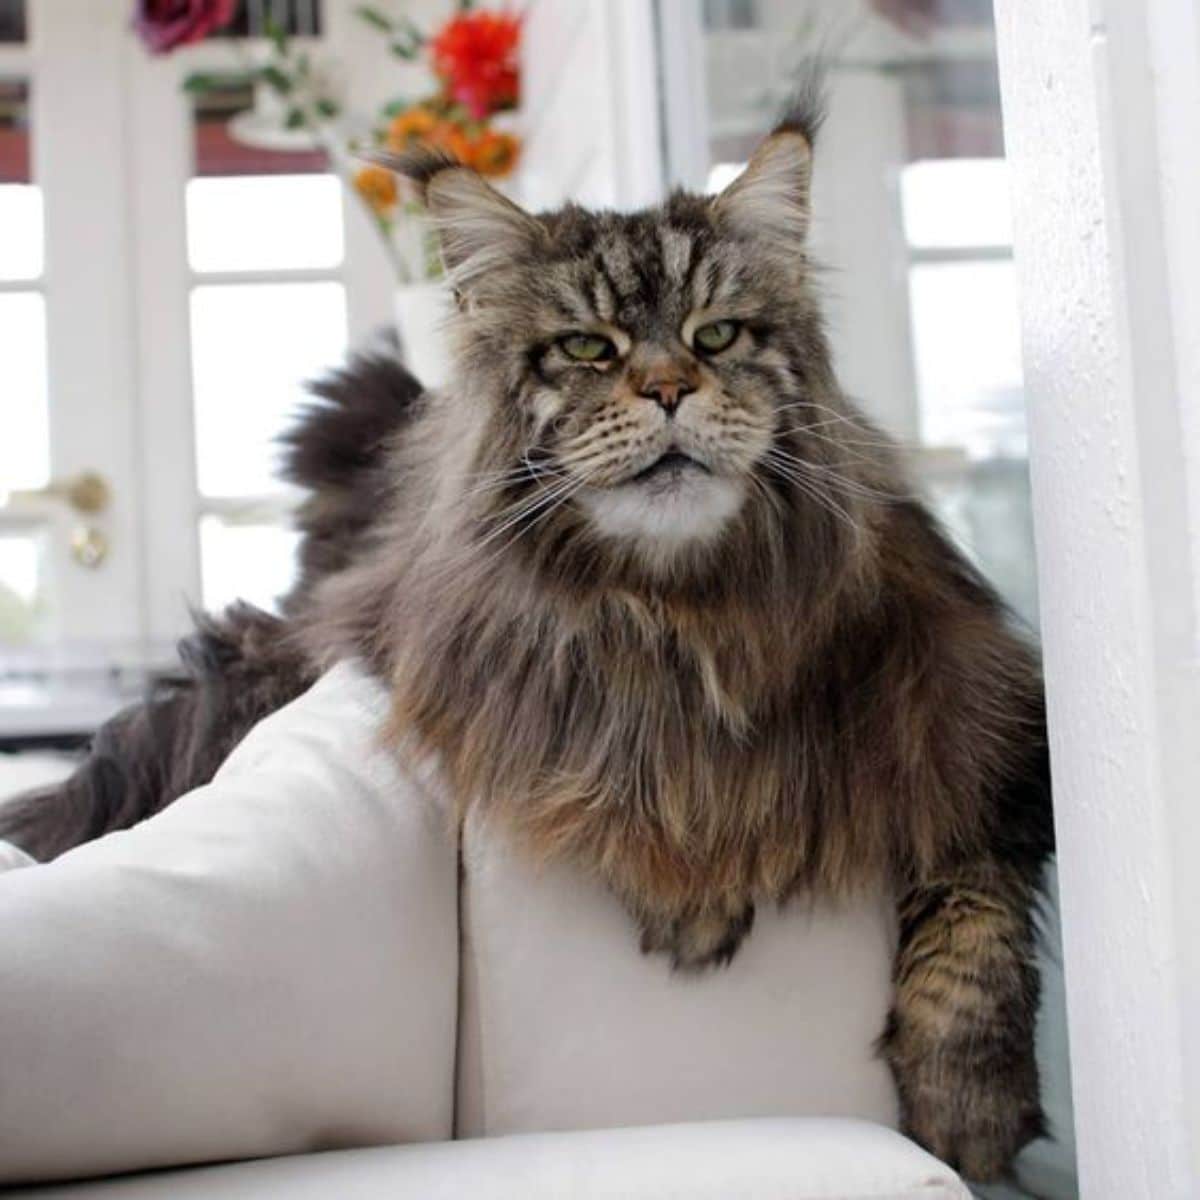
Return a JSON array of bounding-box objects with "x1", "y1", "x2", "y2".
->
[{"x1": 133, "y1": 0, "x2": 238, "y2": 55}]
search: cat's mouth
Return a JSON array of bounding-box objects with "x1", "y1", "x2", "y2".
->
[{"x1": 630, "y1": 450, "x2": 710, "y2": 485}]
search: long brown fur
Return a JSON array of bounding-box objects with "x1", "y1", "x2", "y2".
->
[
  {"x1": 306, "y1": 100, "x2": 1054, "y2": 1179},
  {"x1": 3, "y1": 94, "x2": 1053, "y2": 1182}
]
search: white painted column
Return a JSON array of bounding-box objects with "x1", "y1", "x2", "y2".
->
[
  {"x1": 519, "y1": 0, "x2": 662, "y2": 211},
  {"x1": 994, "y1": 1, "x2": 1200, "y2": 1195}
]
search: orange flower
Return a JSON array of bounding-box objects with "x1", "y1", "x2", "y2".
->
[
  {"x1": 386, "y1": 105, "x2": 438, "y2": 151},
  {"x1": 468, "y1": 129, "x2": 520, "y2": 178},
  {"x1": 427, "y1": 119, "x2": 473, "y2": 165},
  {"x1": 353, "y1": 164, "x2": 397, "y2": 216}
]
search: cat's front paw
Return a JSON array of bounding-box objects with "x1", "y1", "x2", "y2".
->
[
  {"x1": 885, "y1": 1021, "x2": 1044, "y2": 1181},
  {"x1": 639, "y1": 902, "x2": 755, "y2": 970}
]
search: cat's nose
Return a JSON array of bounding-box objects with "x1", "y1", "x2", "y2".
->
[{"x1": 638, "y1": 377, "x2": 697, "y2": 414}]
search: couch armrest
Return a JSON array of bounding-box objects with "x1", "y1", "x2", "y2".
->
[{"x1": 7, "y1": 1119, "x2": 968, "y2": 1199}]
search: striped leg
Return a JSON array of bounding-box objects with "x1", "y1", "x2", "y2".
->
[{"x1": 882, "y1": 861, "x2": 1045, "y2": 1181}]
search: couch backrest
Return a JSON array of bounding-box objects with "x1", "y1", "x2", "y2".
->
[{"x1": 456, "y1": 811, "x2": 899, "y2": 1138}]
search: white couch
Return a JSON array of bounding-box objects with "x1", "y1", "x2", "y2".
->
[{"x1": 0, "y1": 664, "x2": 969, "y2": 1198}]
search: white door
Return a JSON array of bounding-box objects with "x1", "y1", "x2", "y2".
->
[
  {"x1": 0, "y1": 1, "x2": 145, "y2": 732},
  {"x1": 0, "y1": 0, "x2": 403, "y2": 737}
]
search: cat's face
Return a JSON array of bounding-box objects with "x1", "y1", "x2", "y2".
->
[
  {"x1": 388, "y1": 116, "x2": 852, "y2": 578},
  {"x1": 511, "y1": 200, "x2": 793, "y2": 552}
]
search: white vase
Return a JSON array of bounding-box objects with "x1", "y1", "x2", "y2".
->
[{"x1": 394, "y1": 282, "x2": 454, "y2": 389}]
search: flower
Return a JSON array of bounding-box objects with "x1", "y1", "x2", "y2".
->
[
  {"x1": 430, "y1": 11, "x2": 520, "y2": 120},
  {"x1": 427, "y1": 119, "x2": 474, "y2": 166},
  {"x1": 353, "y1": 164, "x2": 398, "y2": 217},
  {"x1": 468, "y1": 129, "x2": 519, "y2": 178},
  {"x1": 386, "y1": 105, "x2": 439, "y2": 151},
  {"x1": 133, "y1": 0, "x2": 238, "y2": 55}
]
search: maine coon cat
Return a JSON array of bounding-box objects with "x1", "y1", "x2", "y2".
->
[{"x1": 1, "y1": 94, "x2": 1053, "y2": 1182}]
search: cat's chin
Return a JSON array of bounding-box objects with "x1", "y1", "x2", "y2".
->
[{"x1": 578, "y1": 472, "x2": 746, "y2": 553}]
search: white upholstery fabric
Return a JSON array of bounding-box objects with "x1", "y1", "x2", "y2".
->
[
  {"x1": 6, "y1": 1120, "x2": 969, "y2": 1199},
  {"x1": 0, "y1": 661, "x2": 944, "y2": 1195},
  {"x1": 0, "y1": 836, "x2": 35, "y2": 872},
  {"x1": 0, "y1": 664, "x2": 459, "y2": 1185},
  {"x1": 457, "y1": 812, "x2": 899, "y2": 1138}
]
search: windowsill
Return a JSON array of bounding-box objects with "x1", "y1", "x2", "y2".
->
[{"x1": 0, "y1": 643, "x2": 177, "y2": 744}]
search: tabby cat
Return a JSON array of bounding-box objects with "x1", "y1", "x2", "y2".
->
[{"x1": 2, "y1": 94, "x2": 1053, "y2": 1182}]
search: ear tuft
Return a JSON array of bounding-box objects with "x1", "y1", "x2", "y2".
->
[
  {"x1": 360, "y1": 145, "x2": 460, "y2": 206},
  {"x1": 772, "y1": 70, "x2": 827, "y2": 150},
  {"x1": 360, "y1": 149, "x2": 543, "y2": 292}
]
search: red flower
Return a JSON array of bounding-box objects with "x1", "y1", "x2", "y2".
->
[
  {"x1": 430, "y1": 11, "x2": 520, "y2": 120},
  {"x1": 134, "y1": 0, "x2": 238, "y2": 55}
]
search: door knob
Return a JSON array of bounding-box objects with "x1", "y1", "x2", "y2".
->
[{"x1": 1, "y1": 470, "x2": 111, "y2": 515}]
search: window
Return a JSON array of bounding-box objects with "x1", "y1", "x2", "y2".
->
[
  {"x1": 0, "y1": 73, "x2": 51, "y2": 646},
  {"x1": 0, "y1": 0, "x2": 25, "y2": 44},
  {"x1": 186, "y1": 78, "x2": 348, "y2": 611},
  {"x1": 897, "y1": 58, "x2": 1038, "y2": 625},
  {"x1": 690, "y1": 18, "x2": 1039, "y2": 623},
  {"x1": 0, "y1": 1, "x2": 389, "y2": 734}
]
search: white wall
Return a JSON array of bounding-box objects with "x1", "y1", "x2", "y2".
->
[{"x1": 995, "y1": 0, "x2": 1200, "y2": 1195}]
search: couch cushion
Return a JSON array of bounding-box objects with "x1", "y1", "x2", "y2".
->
[
  {"x1": 5, "y1": 1120, "x2": 968, "y2": 1199},
  {"x1": 0, "y1": 663, "x2": 459, "y2": 1185},
  {"x1": 457, "y1": 812, "x2": 899, "y2": 1138}
]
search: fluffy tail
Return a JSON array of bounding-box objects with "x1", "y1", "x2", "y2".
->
[{"x1": 0, "y1": 342, "x2": 423, "y2": 861}]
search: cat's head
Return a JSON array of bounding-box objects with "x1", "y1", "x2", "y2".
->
[{"x1": 377, "y1": 92, "x2": 876, "y2": 587}]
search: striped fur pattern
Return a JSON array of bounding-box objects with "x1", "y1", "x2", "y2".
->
[
  {"x1": 309, "y1": 100, "x2": 1055, "y2": 1180},
  {"x1": 1, "y1": 97, "x2": 1052, "y2": 1182}
]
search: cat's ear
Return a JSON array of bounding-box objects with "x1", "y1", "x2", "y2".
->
[
  {"x1": 713, "y1": 85, "x2": 824, "y2": 247},
  {"x1": 363, "y1": 147, "x2": 543, "y2": 292}
]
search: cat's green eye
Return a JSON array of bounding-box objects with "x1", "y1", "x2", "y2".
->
[
  {"x1": 693, "y1": 320, "x2": 740, "y2": 354},
  {"x1": 560, "y1": 333, "x2": 616, "y2": 362}
]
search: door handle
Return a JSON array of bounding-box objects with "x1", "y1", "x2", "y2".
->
[{"x1": 1, "y1": 471, "x2": 111, "y2": 515}]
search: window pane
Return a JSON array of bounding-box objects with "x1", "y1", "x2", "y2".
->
[
  {"x1": 0, "y1": 531, "x2": 49, "y2": 646},
  {"x1": 190, "y1": 281, "x2": 348, "y2": 497},
  {"x1": 908, "y1": 260, "x2": 1024, "y2": 456},
  {"x1": 0, "y1": 78, "x2": 31, "y2": 182},
  {"x1": 0, "y1": 183, "x2": 43, "y2": 280},
  {"x1": 901, "y1": 159, "x2": 1012, "y2": 249},
  {"x1": 0, "y1": 79, "x2": 39, "y2": 281},
  {"x1": 0, "y1": 292, "x2": 50, "y2": 489},
  {"x1": 187, "y1": 174, "x2": 343, "y2": 272},
  {"x1": 193, "y1": 78, "x2": 328, "y2": 178},
  {"x1": 210, "y1": 1, "x2": 323, "y2": 39},
  {"x1": 902, "y1": 56, "x2": 1005, "y2": 161},
  {"x1": 199, "y1": 516, "x2": 300, "y2": 613},
  {"x1": 0, "y1": 1, "x2": 25, "y2": 43}
]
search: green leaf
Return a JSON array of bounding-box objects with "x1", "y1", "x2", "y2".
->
[
  {"x1": 284, "y1": 107, "x2": 307, "y2": 130},
  {"x1": 182, "y1": 71, "x2": 250, "y2": 93},
  {"x1": 258, "y1": 64, "x2": 293, "y2": 94},
  {"x1": 263, "y1": 15, "x2": 288, "y2": 56},
  {"x1": 355, "y1": 5, "x2": 394, "y2": 32},
  {"x1": 381, "y1": 96, "x2": 413, "y2": 117},
  {"x1": 397, "y1": 17, "x2": 427, "y2": 44},
  {"x1": 315, "y1": 97, "x2": 341, "y2": 119},
  {"x1": 388, "y1": 27, "x2": 425, "y2": 60}
]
